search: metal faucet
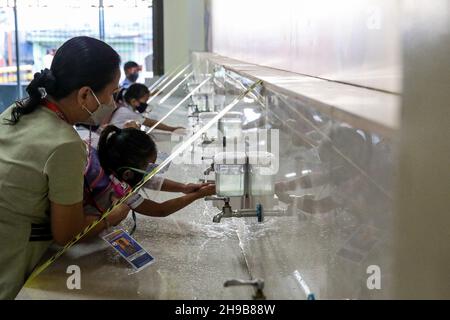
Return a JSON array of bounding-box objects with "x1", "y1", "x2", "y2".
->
[
  {"x1": 224, "y1": 278, "x2": 266, "y2": 300},
  {"x1": 201, "y1": 135, "x2": 215, "y2": 145},
  {"x1": 205, "y1": 197, "x2": 268, "y2": 223},
  {"x1": 205, "y1": 196, "x2": 232, "y2": 222},
  {"x1": 202, "y1": 156, "x2": 215, "y2": 176},
  {"x1": 231, "y1": 204, "x2": 264, "y2": 222},
  {"x1": 188, "y1": 103, "x2": 199, "y2": 114},
  {"x1": 203, "y1": 163, "x2": 214, "y2": 176}
]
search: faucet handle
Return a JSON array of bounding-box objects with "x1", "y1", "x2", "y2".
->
[
  {"x1": 256, "y1": 203, "x2": 263, "y2": 223},
  {"x1": 198, "y1": 178, "x2": 215, "y2": 184},
  {"x1": 205, "y1": 196, "x2": 229, "y2": 202},
  {"x1": 224, "y1": 278, "x2": 265, "y2": 300}
]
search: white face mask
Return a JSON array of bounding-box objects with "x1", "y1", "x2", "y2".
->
[{"x1": 81, "y1": 90, "x2": 116, "y2": 126}]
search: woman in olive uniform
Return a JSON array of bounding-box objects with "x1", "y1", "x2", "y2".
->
[{"x1": 0, "y1": 36, "x2": 128, "y2": 299}]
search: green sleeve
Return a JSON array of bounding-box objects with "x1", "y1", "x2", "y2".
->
[{"x1": 44, "y1": 141, "x2": 87, "y2": 205}]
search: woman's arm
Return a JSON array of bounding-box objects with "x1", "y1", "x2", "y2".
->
[
  {"x1": 135, "y1": 184, "x2": 215, "y2": 217},
  {"x1": 51, "y1": 201, "x2": 130, "y2": 244},
  {"x1": 50, "y1": 201, "x2": 85, "y2": 245}
]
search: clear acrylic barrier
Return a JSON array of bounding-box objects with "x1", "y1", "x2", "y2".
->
[{"x1": 191, "y1": 53, "x2": 395, "y2": 299}]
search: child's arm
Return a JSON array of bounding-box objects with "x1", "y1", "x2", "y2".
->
[
  {"x1": 143, "y1": 117, "x2": 182, "y2": 132},
  {"x1": 160, "y1": 179, "x2": 210, "y2": 193},
  {"x1": 135, "y1": 184, "x2": 215, "y2": 217}
]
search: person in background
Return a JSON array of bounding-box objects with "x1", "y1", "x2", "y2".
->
[
  {"x1": 120, "y1": 61, "x2": 142, "y2": 89},
  {"x1": 110, "y1": 83, "x2": 184, "y2": 132},
  {"x1": 82, "y1": 125, "x2": 215, "y2": 236},
  {"x1": 43, "y1": 48, "x2": 56, "y2": 69},
  {"x1": 0, "y1": 36, "x2": 126, "y2": 299}
]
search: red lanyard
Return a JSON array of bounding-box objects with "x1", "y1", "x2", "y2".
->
[{"x1": 42, "y1": 99, "x2": 68, "y2": 123}]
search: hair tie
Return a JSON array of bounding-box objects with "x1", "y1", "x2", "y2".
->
[
  {"x1": 38, "y1": 87, "x2": 47, "y2": 99},
  {"x1": 105, "y1": 127, "x2": 121, "y2": 143}
]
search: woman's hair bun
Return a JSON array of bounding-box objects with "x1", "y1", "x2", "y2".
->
[{"x1": 26, "y1": 68, "x2": 57, "y2": 98}]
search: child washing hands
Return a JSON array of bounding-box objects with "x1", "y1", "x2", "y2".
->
[{"x1": 82, "y1": 125, "x2": 215, "y2": 238}]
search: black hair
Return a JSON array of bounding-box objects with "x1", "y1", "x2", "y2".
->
[
  {"x1": 114, "y1": 87, "x2": 127, "y2": 104},
  {"x1": 123, "y1": 61, "x2": 139, "y2": 72},
  {"x1": 123, "y1": 83, "x2": 150, "y2": 104},
  {"x1": 98, "y1": 125, "x2": 157, "y2": 176},
  {"x1": 6, "y1": 36, "x2": 120, "y2": 125}
]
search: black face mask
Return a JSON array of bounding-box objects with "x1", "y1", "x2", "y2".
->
[
  {"x1": 127, "y1": 72, "x2": 139, "y2": 82},
  {"x1": 119, "y1": 163, "x2": 158, "y2": 188},
  {"x1": 136, "y1": 102, "x2": 148, "y2": 113}
]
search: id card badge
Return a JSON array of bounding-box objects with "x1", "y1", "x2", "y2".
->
[{"x1": 102, "y1": 228, "x2": 155, "y2": 272}]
